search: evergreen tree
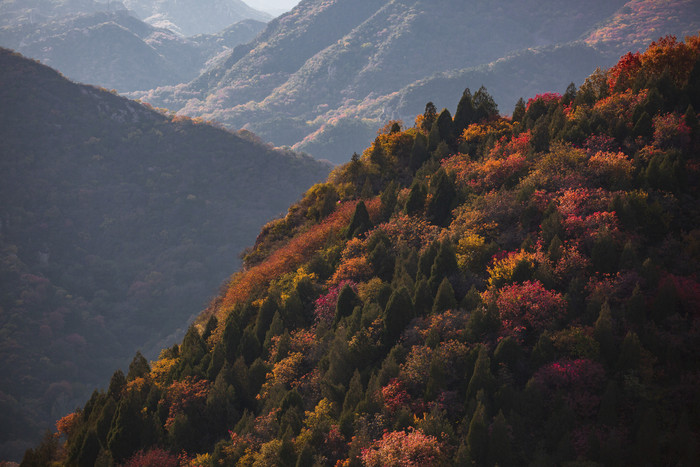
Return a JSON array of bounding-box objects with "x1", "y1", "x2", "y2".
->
[
  {"x1": 432, "y1": 277, "x2": 457, "y2": 314},
  {"x1": 512, "y1": 97, "x2": 526, "y2": 123},
  {"x1": 383, "y1": 286, "x2": 414, "y2": 343},
  {"x1": 421, "y1": 102, "x2": 438, "y2": 133},
  {"x1": 77, "y1": 430, "x2": 100, "y2": 467},
  {"x1": 180, "y1": 325, "x2": 206, "y2": 369},
  {"x1": 488, "y1": 411, "x2": 513, "y2": 466},
  {"x1": 255, "y1": 296, "x2": 278, "y2": 343},
  {"x1": 380, "y1": 181, "x2": 398, "y2": 221},
  {"x1": 454, "y1": 87, "x2": 476, "y2": 134},
  {"x1": 342, "y1": 369, "x2": 364, "y2": 414},
  {"x1": 413, "y1": 277, "x2": 433, "y2": 315},
  {"x1": 222, "y1": 315, "x2": 242, "y2": 364},
  {"x1": 107, "y1": 392, "x2": 142, "y2": 462},
  {"x1": 108, "y1": 370, "x2": 126, "y2": 401},
  {"x1": 404, "y1": 181, "x2": 426, "y2": 215},
  {"x1": 466, "y1": 346, "x2": 495, "y2": 401},
  {"x1": 466, "y1": 401, "x2": 488, "y2": 465},
  {"x1": 347, "y1": 200, "x2": 372, "y2": 239},
  {"x1": 594, "y1": 301, "x2": 615, "y2": 366},
  {"x1": 127, "y1": 351, "x2": 150, "y2": 381},
  {"x1": 409, "y1": 133, "x2": 429, "y2": 171},
  {"x1": 426, "y1": 168, "x2": 456, "y2": 226},
  {"x1": 436, "y1": 108, "x2": 455, "y2": 143},
  {"x1": 335, "y1": 284, "x2": 360, "y2": 324},
  {"x1": 473, "y1": 86, "x2": 498, "y2": 122}
]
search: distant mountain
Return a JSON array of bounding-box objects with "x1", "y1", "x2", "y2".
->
[
  {"x1": 135, "y1": 0, "x2": 700, "y2": 163},
  {"x1": 122, "y1": 0, "x2": 271, "y2": 36},
  {"x1": 0, "y1": 0, "x2": 112, "y2": 26},
  {"x1": 0, "y1": 10, "x2": 266, "y2": 92},
  {"x1": 0, "y1": 48, "x2": 329, "y2": 461}
]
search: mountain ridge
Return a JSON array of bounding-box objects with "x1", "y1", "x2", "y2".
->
[{"x1": 0, "y1": 47, "x2": 330, "y2": 461}]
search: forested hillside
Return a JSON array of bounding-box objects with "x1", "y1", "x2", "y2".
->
[
  {"x1": 134, "y1": 0, "x2": 700, "y2": 163},
  {"x1": 0, "y1": 48, "x2": 330, "y2": 462},
  {"x1": 32, "y1": 35, "x2": 700, "y2": 466}
]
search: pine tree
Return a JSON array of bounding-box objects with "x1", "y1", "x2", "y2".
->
[
  {"x1": 127, "y1": 351, "x2": 150, "y2": 381},
  {"x1": 512, "y1": 97, "x2": 526, "y2": 123},
  {"x1": 108, "y1": 370, "x2": 126, "y2": 400},
  {"x1": 426, "y1": 168, "x2": 456, "y2": 227},
  {"x1": 383, "y1": 286, "x2": 414, "y2": 343},
  {"x1": 347, "y1": 200, "x2": 372, "y2": 239},
  {"x1": 404, "y1": 181, "x2": 426, "y2": 215},
  {"x1": 435, "y1": 108, "x2": 455, "y2": 143},
  {"x1": 421, "y1": 102, "x2": 438, "y2": 133},
  {"x1": 335, "y1": 284, "x2": 360, "y2": 324},
  {"x1": 432, "y1": 277, "x2": 457, "y2": 314},
  {"x1": 466, "y1": 401, "x2": 489, "y2": 465},
  {"x1": 594, "y1": 301, "x2": 615, "y2": 366},
  {"x1": 466, "y1": 345, "x2": 495, "y2": 402},
  {"x1": 473, "y1": 86, "x2": 498, "y2": 122},
  {"x1": 409, "y1": 133, "x2": 429, "y2": 171},
  {"x1": 454, "y1": 87, "x2": 476, "y2": 134}
]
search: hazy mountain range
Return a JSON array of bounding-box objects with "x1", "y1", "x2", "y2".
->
[{"x1": 0, "y1": 47, "x2": 329, "y2": 461}]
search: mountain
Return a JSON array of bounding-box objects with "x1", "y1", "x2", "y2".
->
[
  {"x1": 0, "y1": 0, "x2": 112, "y2": 26},
  {"x1": 0, "y1": 10, "x2": 266, "y2": 92},
  {"x1": 121, "y1": 0, "x2": 271, "y2": 36},
  {"x1": 135, "y1": 0, "x2": 700, "y2": 164},
  {"x1": 27, "y1": 34, "x2": 700, "y2": 466},
  {"x1": 245, "y1": 0, "x2": 300, "y2": 17},
  {"x1": 0, "y1": 48, "x2": 330, "y2": 461}
]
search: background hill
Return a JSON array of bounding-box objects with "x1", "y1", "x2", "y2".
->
[
  {"x1": 0, "y1": 48, "x2": 330, "y2": 461},
  {"x1": 0, "y1": 10, "x2": 266, "y2": 92},
  {"x1": 134, "y1": 0, "x2": 700, "y2": 164},
  {"x1": 120, "y1": 0, "x2": 271, "y2": 36},
  {"x1": 29, "y1": 34, "x2": 700, "y2": 466}
]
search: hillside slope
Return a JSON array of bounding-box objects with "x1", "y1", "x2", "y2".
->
[
  {"x1": 0, "y1": 48, "x2": 330, "y2": 461},
  {"x1": 135, "y1": 0, "x2": 700, "y2": 163},
  {"x1": 34, "y1": 35, "x2": 700, "y2": 466}
]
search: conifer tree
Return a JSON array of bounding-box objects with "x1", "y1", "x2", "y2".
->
[
  {"x1": 413, "y1": 277, "x2": 433, "y2": 315},
  {"x1": 404, "y1": 181, "x2": 426, "y2": 215},
  {"x1": 335, "y1": 284, "x2": 360, "y2": 324},
  {"x1": 432, "y1": 277, "x2": 457, "y2": 314},
  {"x1": 409, "y1": 133, "x2": 429, "y2": 171},
  {"x1": 107, "y1": 392, "x2": 142, "y2": 462},
  {"x1": 454, "y1": 87, "x2": 476, "y2": 134},
  {"x1": 466, "y1": 346, "x2": 495, "y2": 401},
  {"x1": 383, "y1": 286, "x2": 414, "y2": 343},
  {"x1": 594, "y1": 301, "x2": 615, "y2": 366},
  {"x1": 426, "y1": 168, "x2": 456, "y2": 226},
  {"x1": 436, "y1": 108, "x2": 455, "y2": 143},
  {"x1": 108, "y1": 370, "x2": 126, "y2": 401},
  {"x1": 421, "y1": 102, "x2": 438, "y2": 133},
  {"x1": 473, "y1": 86, "x2": 498, "y2": 122},
  {"x1": 76, "y1": 429, "x2": 100, "y2": 467},
  {"x1": 512, "y1": 97, "x2": 526, "y2": 123},
  {"x1": 222, "y1": 315, "x2": 242, "y2": 364},
  {"x1": 380, "y1": 181, "x2": 398, "y2": 221},
  {"x1": 127, "y1": 351, "x2": 150, "y2": 381},
  {"x1": 347, "y1": 200, "x2": 372, "y2": 239},
  {"x1": 342, "y1": 369, "x2": 364, "y2": 414},
  {"x1": 466, "y1": 401, "x2": 488, "y2": 465}
]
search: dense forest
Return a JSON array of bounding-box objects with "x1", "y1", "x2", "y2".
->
[
  {"x1": 0, "y1": 48, "x2": 330, "y2": 462},
  {"x1": 22, "y1": 35, "x2": 700, "y2": 465}
]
